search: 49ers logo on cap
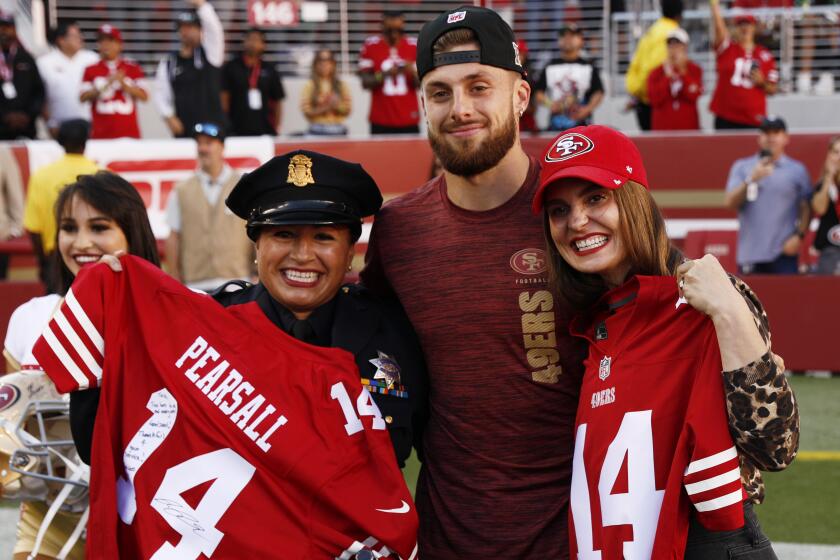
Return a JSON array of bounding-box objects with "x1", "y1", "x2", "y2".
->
[
  {"x1": 447, "y1": 11, "x2": 466, "y2": 23},
  {"x1": 828, "y1": 225, "x2": 840, "y2": 246},
  {"x1": 545, "y1": 132, "x2": 595, "y2": 163},
  {"x1": 0, "y1": 383, "x2": 20, "y2": 412}
]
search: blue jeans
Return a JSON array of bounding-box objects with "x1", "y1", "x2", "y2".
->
[
  {"x1": 739, "y1": 254, "x2": 799, "y2": 275},
  {"x1": 684, "y1": 501, "x2": 778, "y2": 560}
]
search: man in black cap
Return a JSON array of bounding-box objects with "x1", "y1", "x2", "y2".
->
[
  {"x1": 165, "y1": 122, "x2": 251, "y2": 291},
  {"x1": 217, "y1": 149, "x2": 427, "y2": 469},
  {"x1": 361, "y1": 6, "x2": 583, "y2": 559},
  {"x1": 534, "y1": 23, "x2": 604, "y2": 131},
  {"x1": 153, "y1": 0, "x2": 225, "y2": 137},
  {"x1": 0, "y1": 10, "x2": 45, "y2": 139}
]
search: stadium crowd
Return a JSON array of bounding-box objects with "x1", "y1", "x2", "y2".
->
[{"x1": 0, "y1": 1, "x2": 836, "y2": 559}]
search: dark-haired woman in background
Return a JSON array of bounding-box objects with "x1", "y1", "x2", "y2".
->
[
  {"x1": 301, "y1": 49, "x2": 352, "y2": 136},
  {"x1": 811, "y1": 136, "x2": 840, "y2": 275},
  {"x1": 3, "y1": 170, "x2": 159, "y2": 559}
]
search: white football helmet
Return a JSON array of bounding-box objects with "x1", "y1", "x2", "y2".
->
[
  {"x1": 0, "y1": 370, "x2": 89, "y2": 559},
  {"x1": 0, "y1": 370, "x2": 89, "y2": 506}
]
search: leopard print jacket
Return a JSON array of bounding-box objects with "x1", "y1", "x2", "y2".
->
[{"x1": 725, "y1": 276, "x2": 800, "y2": 504}]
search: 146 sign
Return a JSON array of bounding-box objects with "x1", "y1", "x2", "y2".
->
[{"x1": 248, "y1": 0, "x2": 298, "y2": 27}]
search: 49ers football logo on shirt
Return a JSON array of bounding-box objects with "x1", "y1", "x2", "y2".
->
[
  {"x1": 510, "y1": 248, "x2": 547, "y2": 275},
  {"x1": 546, "y1": 133, "x2": 595, "y2": 162}
]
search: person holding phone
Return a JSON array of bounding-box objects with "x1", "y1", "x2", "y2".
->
[{"x1": 724, "y1": 116, "x2": 812, "y2": 274}]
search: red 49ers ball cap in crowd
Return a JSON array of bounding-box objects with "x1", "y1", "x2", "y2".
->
[
  {"x1": 532, "y1": 125, "x2": 649, "y2": 215},
  {"x1": 97, "y1": 24, "x2": 123, "y2": 42}
]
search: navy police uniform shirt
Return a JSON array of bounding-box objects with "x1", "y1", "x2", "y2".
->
[{"x1": 214, "y1": 280, "x2": 428, "y2": 468}]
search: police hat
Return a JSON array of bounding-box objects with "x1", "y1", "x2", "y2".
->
[{"x1": 226, "y1": 150, "x2": 383, "y2": 242}]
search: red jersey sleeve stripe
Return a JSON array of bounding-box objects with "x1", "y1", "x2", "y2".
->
[
  {"x1": 41, "y1": 325, "x2": 93, "y2": 391},
  {"x1": 65, "y1": 288, "x2": 105, "y2": 356},
  {"x1": 684, "y1": 446, "x2": 737, "y2": 475},
  {"x1": 693, "y1": 488, "x2": 744, "y2": 512},
  {"x1": 53, "y1": 308, "x2": 103, "y2": 382},
  {"x1": 684, "y1": 466, "x2": 741, "y2": 496}
]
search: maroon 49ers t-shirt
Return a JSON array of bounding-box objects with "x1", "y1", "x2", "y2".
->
[{"x1": 362, "y1": 158, "x2": 584, "y2": 559}]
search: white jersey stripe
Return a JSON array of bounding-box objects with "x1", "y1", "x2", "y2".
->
[
  {"x1": 53, "y1": 308, "x2": 103, "y2": 381},
  {"x1": 408, "y1": 543, "x2": 418, "y2": 560},
  {"x1": 693, "y1": 488, "x2": 744, "y2": 512},
  {"x1": 65, "y1": 288, "x2": 104, "y2": 356},
  {"x1": 685, "y1": 446, "x2": 738, "y2": 475},
  {"x1": 41, "y1": 326, "x2": 90, "y2": 390},
  {"x1": 684, "y1": 466, "x2": 741, "y2": 495}
]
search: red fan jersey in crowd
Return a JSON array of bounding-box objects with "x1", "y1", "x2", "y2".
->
[
  {"x1": 81, "y1": 59, "x2": 145, "y2": 138},
  {"x1": 647, "y1": 61, "x2": 703, "y2": 130},
  {"x1": 709, "y1": 39, "x2": 778, "y2": 127},
  {"x1": 358, "y1": 35, "x2": 420, "y2": 128},
  {"x1": 33, "y1": 256, "x2": 418, "y2": 560},
  {"x1": 569, "y1": 276, "x2": 745, "y2": 559}
]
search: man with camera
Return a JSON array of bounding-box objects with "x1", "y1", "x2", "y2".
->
[{"x1": 724, "y1": 116, "x2": 812, "y2": 274}]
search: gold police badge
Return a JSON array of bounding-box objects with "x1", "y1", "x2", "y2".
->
[
  {"x1": 369, "y1": 351, "x2": 401, "y2": 389},
  {"x1": 287, "y1": 154, "x2": 315, "y2": 187}
]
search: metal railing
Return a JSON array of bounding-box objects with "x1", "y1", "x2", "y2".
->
[
  {"x1": 45, "y1": 1, "x2": 840, "y2": 96},
  {"x1": 610, "y1": 5, "x2": 840, "y2": 96},
  {"x1": 50, "y1": 0, "x2": 606, "y2": 79}
]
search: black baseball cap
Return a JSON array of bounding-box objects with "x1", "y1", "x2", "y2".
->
[
  {"x1": 558, "y1": 23, "x2": 582, "y2": 35},
  {"x1": 226, "y1": 150, "x2": 383, "y2": 242},
  {"x1": 416, "y1": 6, "x2": 525, "y2": 81},
  {"x1": 759, "y1": 115, "x2": 787, "y2": 132},
  {"x1": 193, "y1": 122, "x2": 225, "y2": 142},
  {"x1": 176, "y1": 11, "x2": 201, "y2": 28}
]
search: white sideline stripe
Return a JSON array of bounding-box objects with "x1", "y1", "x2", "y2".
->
[
  {"x1": 53, "y1": 308, "x2": 103, "y2": 381},
  {"x1": 65, "y1": 288, "x2": 104, "y2": 355},
  {"x1": 685, "y1": 466, "x2": 741, "y2": 495},
  {"x1": 694, "y1": 488, "x2": 744, "y2": 512},
  {"x1": 42, "y1": 326, "x2": 89, "y2": 390},
  {"x1": 685, "y1": 446, "x2": 738, "y2": 475},
  {"x1": 664, "y1": 219, "x2": 739, "y2": 238}
]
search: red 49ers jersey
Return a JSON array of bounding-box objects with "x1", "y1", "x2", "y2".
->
[
  {"x1": 358, "y1": 35, "x2": 419, "y2": 127},
  {"x1": 709, "y1": 40, "x2": 778, "y2": 127},
  {"x1": 82, "y1": 59, "x2": 145, "y2": 139},
  {"x1": 569, "y1": 276, "x2": 744, "y2": 559},
  {"x1": 34, "y1": 256, "x2": 418, "y2": 560}
]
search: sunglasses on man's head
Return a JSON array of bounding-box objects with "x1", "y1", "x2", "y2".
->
[{"x1": 194, "y1": 123, "x2": 221, "y2": 138}]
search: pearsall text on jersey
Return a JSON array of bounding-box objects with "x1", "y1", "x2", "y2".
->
[{"x1": 175, "y1": 336, "x2": 289, "y2": 453}]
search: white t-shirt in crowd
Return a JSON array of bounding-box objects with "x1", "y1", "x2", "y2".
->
[{"x1": 37, "y1": 48, "x2": 100, "y2": 128}]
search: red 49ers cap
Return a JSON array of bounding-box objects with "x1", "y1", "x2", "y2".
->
[
  {"x1": 97, "y1": 24, "x2": 123, "y2": 42},
  {"x1": 532, "y1": 125, "x2": 649, "y2": 215}
]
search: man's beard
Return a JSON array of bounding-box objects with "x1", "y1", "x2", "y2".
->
[{"x1": 428, "y1": 111, "x2": 518, "y2": 178}]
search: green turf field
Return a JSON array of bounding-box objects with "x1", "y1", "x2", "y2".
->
[
  {"x1": 758, "y1": 376, "x2": 840, "y2": 544},
  {"x1": 402, "y1": 375, "x2": 840, "y2": 545}
]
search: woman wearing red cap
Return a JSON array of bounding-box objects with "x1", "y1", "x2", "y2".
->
[{"x1": 533, "y1": 125, "x2": 794, "y2": 558}]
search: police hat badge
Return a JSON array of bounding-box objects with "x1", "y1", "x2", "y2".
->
[{"x1": 287, "y1": 154, "x2": 315, "y2": 187}]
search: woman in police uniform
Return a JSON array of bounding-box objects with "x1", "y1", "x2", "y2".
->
[
  {"x1": 70, "y1": 150, "x2": 427, "y2": 471},
  {"x1": 214, "y1": 149, "x2": 427, "y2": 468}
]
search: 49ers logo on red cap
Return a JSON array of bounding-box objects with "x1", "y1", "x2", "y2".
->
[{"x1": 545, "y1": 133, "x2": 595, "y2": 163}]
